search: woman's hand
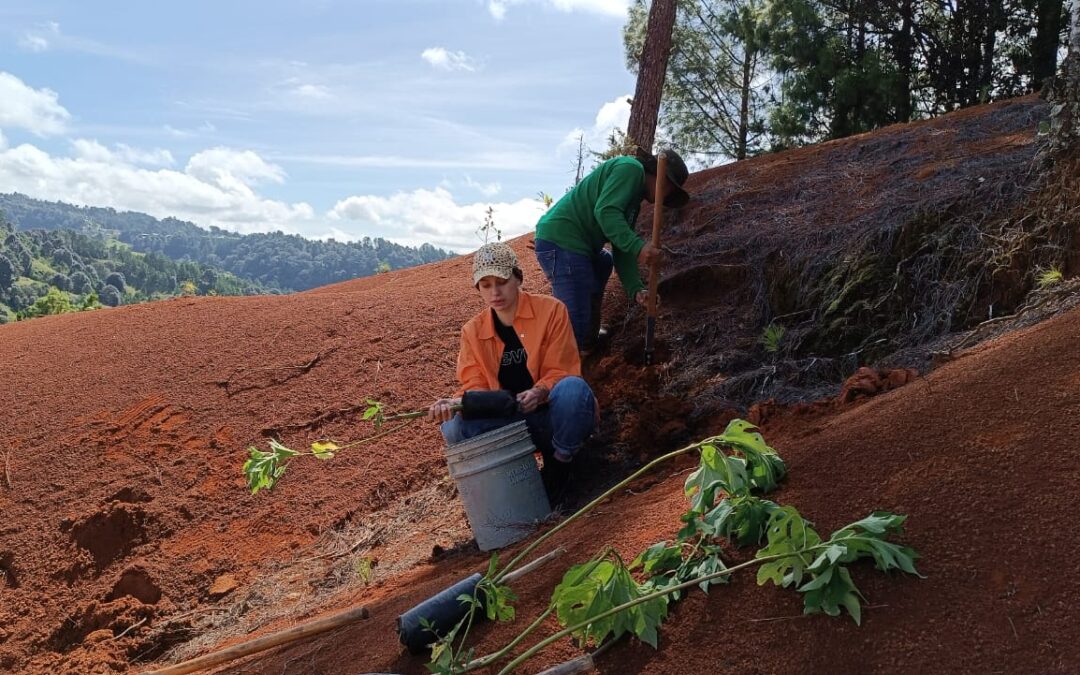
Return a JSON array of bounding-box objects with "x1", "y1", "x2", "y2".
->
[
  {"x1": 516, "y1": 386, "x2": 548, "y2": 414},
  {"x1": 428, "y1": 397, "x2": 461, "y2": 423}
]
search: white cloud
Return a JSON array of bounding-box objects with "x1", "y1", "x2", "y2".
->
[
  {"x1": 0, "y1": 142, "x2": 315, "y2": 235},
  {"x1": 464, "y1": 175, "x2": 503, "y2": 196},
  {"x1": 116, "y1": 144, "x2": 175, "y2": 167},
  {"x1": 19, "y1": 34, "x2": 50, "y2": 52},
  {"x1": 275, "y1": 76, "x2": 335, "y2": 101},
  {"x1": 18, "y1": 21, "x2": 60, "y2": 52},
  {"x1": 558, "y1": 94, "x2": 631, "y2": 156},
  {"x1": 294, "y1": 83, "x2": 333, "y2": 99},
  {"x1": 550, "y1": 0, "x2": 629, "y2": 15},
  {"x1": 185, "y1": 147, "x2": 286, "y2": 189},
  {"x1": 0, "y1": 130, "x2": 6, "y2": 151},
  {"x1": 329, "y1": 187, "x2": 544, "y2": 251},
  {"x1": 164, "y1": 121, "x2": 217, "y2": 138},
  {"x1": 70, "y1": 139, "x2": 175, "y2": 167},
  {"x1": 15, "y1": 22, "x2": 145, "y2": 63},
  {"x1": 421, "y1": 47, "x2": 479, "y2": 72},
  {"x1": 70, "y1": 138, "x2": 113, "y2": 162},
  {"x1": 0, "y1": 136, "x2": 538, "y2": 252},
  {"x1": 0, "y1": 71, "x2": 71, "y2": 136},
  {"x1": 487, "y1": 0, "x2": 629, "y2": 19},
  {"x1": 275, "y1": 150, "x2": 543, "y2": 171}
]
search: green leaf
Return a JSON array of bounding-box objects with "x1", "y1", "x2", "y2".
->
[
  {"x1": 755, "y1": 506, "x2": 822, "y2": 589},
  {"x1": 477, "y1": 574, "x2": 516, "y2": 623},
  {"x1": 311, "y1": 440, "x2": 339, "y2": 460},
  {"x1": 267, "y1": 439, "x2": 300, "y2": 458},
  {"x1": 800, "y1": 565, "x2": 865, "y2": 624},
  {"x1": 456, "y1": 592, "x2": 480, "y2": 608},
  {"x1": 631, "y1": 542, "x2": 682, "y2": 576},
  {"x1": 683, "y1": 446, "x2": 724, "y2": 513},
  {"x1": 715, "y1": 419, "x2": 787, "y2": 493},
  {"x1": 551, "y1": 556, "x2": 667, "y2": 649},
  {"x1": 685, "y1": 550, "x2": 728, "y2": 594},
  {"x1": 826, "y1": 512, "x2": 922, "y2": 577},
  {"x1": 684, "y1": 445, "x2": 747, "y2": 513},
  {"x1": 703, "y1": 495, "x2": 779, "y2": 546}
]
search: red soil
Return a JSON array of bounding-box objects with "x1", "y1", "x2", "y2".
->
[{"x1": 1, "y1": 96, "x2": 1076, "y2": 674}]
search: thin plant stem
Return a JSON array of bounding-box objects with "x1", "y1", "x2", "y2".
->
[
  {"x1": 494, "y1": 548, "x2": 825, "y2": 675},
  {"x1": 331, "y1": 419, "x2": 418, "y2": 451},
  {"x1": 382, "y1": 404, "x2": 462, "y2": 423},
  {"x1": 492, "y1": 437, "x2": 721, "y2": 584},
  {"x1": 465, "y1": 605, "x2": 555, "y2": 671},
  {"x1": 463, "y1": 553, "x2": 608, "y2": 672}
]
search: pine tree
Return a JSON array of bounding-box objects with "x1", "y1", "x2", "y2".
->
[{"x1": 627, "y1": 0, "x2": 679, "y2": 154}]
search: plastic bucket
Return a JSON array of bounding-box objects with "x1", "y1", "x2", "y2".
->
[{"x1": 445, "y1": 420, "x2": 551, "y2": 551}]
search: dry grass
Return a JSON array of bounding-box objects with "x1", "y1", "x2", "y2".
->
[{"x1": 145, "y1": 477, "x2": 470, "y2": 667}]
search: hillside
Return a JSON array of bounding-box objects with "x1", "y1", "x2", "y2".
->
[
  {"x1": 0, "y1": 222, "x2": 267, "y2": 322},
  {"x1": 0, "y1": 194, "x2": 454, "y2": 293},
  {"x1": 0, "y1": 95, "x2": 1077, "y2": 674}
]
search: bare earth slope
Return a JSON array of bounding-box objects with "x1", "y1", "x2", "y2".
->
[
  {"x1": 251, "y1": 298, "x2": 1080, "y2": 674},
  {"x1": 0, "y1": 96, "x2": 1076, "y2": 674}
]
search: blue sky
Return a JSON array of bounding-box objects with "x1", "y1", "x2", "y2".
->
[{"x1": 0, "y1": 0, "x2": 637, "y2": 250}]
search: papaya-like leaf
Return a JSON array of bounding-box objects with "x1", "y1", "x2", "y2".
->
[{"x1": 311, "y1": 440, "x2": 339, "y2": 459}]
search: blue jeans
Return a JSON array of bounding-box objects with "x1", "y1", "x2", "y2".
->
[
  {"x1": 534, "y1": 239, "x2": 613, "y2": 351},
  {"x1": 441, "y1": 376, "x2": 596, "y2": 462}
]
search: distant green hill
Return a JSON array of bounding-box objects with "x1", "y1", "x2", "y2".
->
[
  {"x1": 0, "y1": 193, "x2": 454, "y2": 293},
  {"x1": 0, "y1": 214, "x2": 272, "y2": 322}
]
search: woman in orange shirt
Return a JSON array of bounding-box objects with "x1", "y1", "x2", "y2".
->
[{"x1": 429, "y1": 242, "x2": 597, "y2": 497}]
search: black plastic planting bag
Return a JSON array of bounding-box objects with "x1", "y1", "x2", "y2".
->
[
  {"x1": 397, "y1": 573, "x2": 484, "y2": 654},
  {"x1": 461, "y1": 389, "x2": 518, "y2": 419}
]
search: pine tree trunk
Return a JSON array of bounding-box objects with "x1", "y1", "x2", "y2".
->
[
  {"x1": 979, "y1": 0, "x2": 1002, "y2": 103},
  {"x1": 1050, "y1": 0, "x2": 1080, "y2": 150},
  {"x1": 1031, "y1": 0, "x2": 1064, "y2": 90},
  {"x1": 895, "y1": 0, "x2": 914, "y2": 121},
  {"x1": 738, "y1": 49, "x2": 752, "y2": 160},
  {"x1": 627, "y1": 0, "x2": 678, "y2": 153}
]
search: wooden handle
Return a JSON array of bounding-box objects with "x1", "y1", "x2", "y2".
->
[
  {"x1": 502, "y1": 547, "x2": 565, "y2": 584},
  {"x1": 646, "y1": 152, "x2": 667, "y2": 318},
  {"x1": 142, "y1": 605, "x2": 370, "y2": 675},
  {"x1": 536, "y1": 653, "x2": 595, "y2": 675},
  {"x1": 535, "y1": 637, "x2": 618, "y2": 674}
]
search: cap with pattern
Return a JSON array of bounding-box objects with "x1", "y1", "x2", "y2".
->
[{"x1": 472, "y1": 242, "x2": 519, "y2": 285}]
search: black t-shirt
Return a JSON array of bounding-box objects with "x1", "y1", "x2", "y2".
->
[{"x1": 492, "y1": 310, "x2": 534, "y2": 395}]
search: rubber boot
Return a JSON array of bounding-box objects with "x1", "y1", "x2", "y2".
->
[{"x1": 541, "y1": 457, "x2": 573, "y2": 506}]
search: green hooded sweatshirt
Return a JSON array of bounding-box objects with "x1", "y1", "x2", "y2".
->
[{"x1": 535, "y1": 156, "x2": 646, "y2": 298}]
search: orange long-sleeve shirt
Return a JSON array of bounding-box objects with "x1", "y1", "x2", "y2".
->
[{"x1": 453, "y1": 291, "x2": 581, "y2": 397}]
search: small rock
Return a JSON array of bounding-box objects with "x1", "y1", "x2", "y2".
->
[{"x1": 208, "y1": 574, "x2": 239, "y2": 598}]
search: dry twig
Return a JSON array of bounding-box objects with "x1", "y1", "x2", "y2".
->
[{"x1": 111, "y1": 617, "x2": 147, "y2": 640}]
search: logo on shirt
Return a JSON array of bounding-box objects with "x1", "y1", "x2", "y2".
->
[{"x1": 501, "y1": 348, "x2": 527, "y2": 366}]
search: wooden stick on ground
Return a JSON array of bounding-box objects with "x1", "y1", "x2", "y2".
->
[
  {"x1": 502, "y1": 547, "x2": 565, "y2": 585},
  {"x1": 141, "y1": 605, "x2": 370, "y2": 675},
  {"x1": 535, "y1": 638, "x2": 618, "y2": 675}
]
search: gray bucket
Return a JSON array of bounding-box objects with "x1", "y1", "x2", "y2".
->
[{"x1": 445, "y1": 420, "x2": 551, "y2": 551}]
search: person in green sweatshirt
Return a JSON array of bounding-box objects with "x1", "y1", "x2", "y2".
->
[{"x1": 534, "y1": 149, "x2": 691, "y2": 353}]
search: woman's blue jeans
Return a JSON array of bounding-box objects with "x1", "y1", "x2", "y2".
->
[
  {"x1": 441, "y1": 376, "x2": 596, "y2": 462},
  {"x1": 534, "y1": 239, "x2": 614, "y2": 351}
]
